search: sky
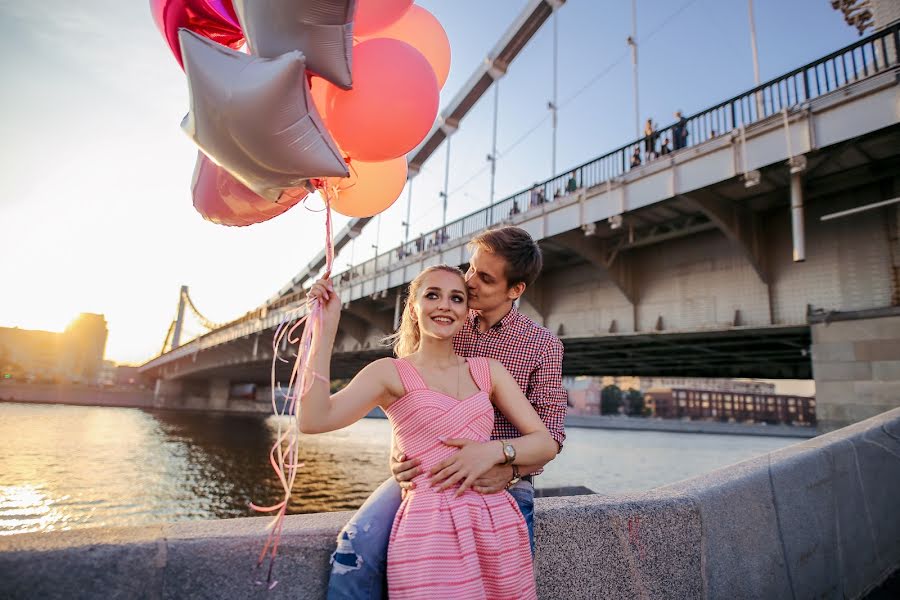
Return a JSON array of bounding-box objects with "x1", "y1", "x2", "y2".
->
[{"x1": 0, "y1": 0, "x2": 858, "y2": 371}]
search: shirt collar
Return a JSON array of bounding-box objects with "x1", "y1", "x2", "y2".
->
[{"x1": 469, "y1": 305, "x2": 519, "y2": 332}]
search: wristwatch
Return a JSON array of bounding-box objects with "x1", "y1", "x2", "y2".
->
[
  {"x1": 506, "y1": 464, "x2": 521, "y2": 489},
  {"x1": 499, "y1": 439, "x2": 516, "y2": 465}
]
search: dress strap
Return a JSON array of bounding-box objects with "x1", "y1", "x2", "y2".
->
[
  {"x1": 468, "y1": 357, "x2": 492, "y2": 394},
  {"x1": 391, "y1": 358, "x2": 428, "y2": 393}
]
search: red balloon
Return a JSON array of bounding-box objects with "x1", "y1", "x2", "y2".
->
[
  {"x1": 354, "y1": 0, "x2": 413, "y2": 37},
  {"x1": 149, "y1": 0, "x2": 244, "y2": 68},
  {"x1": 327, "y1": 39, "x2": 439, "y2": 162},
  {"x1": 192, "y1": 153, "x2": 307, "y2": 227},
  {"x1": 361, "y1": 5, "x2": 451, "y2": 89},
  {"x1": 327, "y1": 156, "x2": 408, "y2": 218}
]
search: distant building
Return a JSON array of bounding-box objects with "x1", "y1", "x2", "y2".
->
[
  {"x1": 632, "y1": 377, "x2": 775, "y2": 395},
  {"x1": 0, "y1": 313, "x2": 108, "y2": 384},
  {"x1": 565, "y1": 376, "x2": 602, "y2": 414},
  {"x1": 98, "y1": 361, "x2": 145, "y2": 387},
  {"x1": 645, "y1": 388, "x2": 815, "y2": 426}
]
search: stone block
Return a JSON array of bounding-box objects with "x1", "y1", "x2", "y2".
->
[
  {"x1": 853, "y1": 381, "x2": 900, "y2": 405},
  {"x1": 853, "y1": 414, "x2": 900, "y2": 583},
  {"x1": 766, "y1": 439, "x2": 876, "y2": 598},
  {"x1": 873, "y1": 361, "x2": 900, "y2": 381},
  {"x1": 814, "y1": 381, "x2": 856, "y2": 405},
  {"x1": 533, "y1": 494, "x2": 702, "y2": 600},
  {"x1": 658, "y1": 456, "x2": 793, "y2": 599},
  {"x1": 817, "y1": 402, "x2": 898, "y2": 430},
  {"x1": 812, "y1": 361, "x2": 872, "y2": 382},
  {"x1": 161, "y1": 513, "x2": 349, "y2": 600},
  {"x1": 812, "y1": 317, "x2": 900, "y2": 344},
  {"x1": 810, "y1": 341, "x2": 857, "y2": 362},
  {"x1": 0, "y1": 525, "x2": 164, "y2": 600},
  {"x1": 855, "y1": 340, "x2": 900, "y2": 362}
]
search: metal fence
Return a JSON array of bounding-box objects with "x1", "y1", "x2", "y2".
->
[{"x1": 339, "y1": 22, "x2": 899, "y2": 287}]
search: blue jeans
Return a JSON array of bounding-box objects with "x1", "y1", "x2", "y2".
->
[{"x1": 325, "y1": 477, "x2": 535, "y2": 600}]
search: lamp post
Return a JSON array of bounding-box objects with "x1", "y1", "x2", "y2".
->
[{"x1": 628, "y1": 0, "x2": 640, "y2": 139}]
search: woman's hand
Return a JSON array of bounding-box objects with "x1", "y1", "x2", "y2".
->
[
  {"x1": 428, "y1": 439, "x2": 503, "y2": 497},
  {"x1": 307, "y1": 278, "x2": 340, "y2": 330}
]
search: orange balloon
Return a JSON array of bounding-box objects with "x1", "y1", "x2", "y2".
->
[
  {"x1": 309, "y1": 75, "x2": 335, "y2": 126},
  {"x1": 362, "y1": 5, "x2": 450, "y2": 89},
  {"x1": 327, "y1": 39, "x2": 439, "y2": 162},
  {"x1": 327, "y1": 156, "x2": 408, "y2": 217}
]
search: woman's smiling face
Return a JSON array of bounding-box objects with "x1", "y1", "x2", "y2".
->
[{"x1": 412, "y1": 269, "x2": 468, "y2": 341}]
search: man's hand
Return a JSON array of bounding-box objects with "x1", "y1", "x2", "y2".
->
[
  {"x1": 428, "y1": 439, "x2": 506, "y2": 496},
  {"x1": 471, "y1": 464, "x2": 515, "y2": 494},
  {"x1": 430, "y1": 441, "x2": 515, "y2": 494},
  {"x1": 390, "y1": 450, "x2": 421, "y2": 491}
]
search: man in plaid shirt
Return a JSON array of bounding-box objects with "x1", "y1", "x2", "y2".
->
[{"x1": 327, "y1": 227, "x2": 567, "y2": 600}]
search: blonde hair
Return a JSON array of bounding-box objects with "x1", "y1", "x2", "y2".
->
[{"x1": 385, "y1": 265, "x2": 466, "y2": 357}]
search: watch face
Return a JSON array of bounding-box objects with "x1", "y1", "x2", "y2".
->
[{"x1": 503, "y1": 443, "x2": 515, "y2": 461}]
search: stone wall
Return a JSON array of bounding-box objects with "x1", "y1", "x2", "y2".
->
[
  {"x1": 0, "y1": 382, "x2": 154, "y2": 409},
  {"x1": 1, "y1": 408, "x2": 898, "y2": 599},
  {"x1": 812, "y1": 310, "x2": 900, "y2": 432}
]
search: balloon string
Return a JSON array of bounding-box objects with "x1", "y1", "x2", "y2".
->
[{"x1": 252, "y1": 184, "x2": 335, "y2": 589}]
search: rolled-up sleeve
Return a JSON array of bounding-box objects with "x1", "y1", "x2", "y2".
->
[{"x1": 528, "y1": 337, "x2": 567, "y2": 451}]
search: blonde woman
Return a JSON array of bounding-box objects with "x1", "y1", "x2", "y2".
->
[{"x1": 303, "y1": 265, "x2": 556, "y2": 599}]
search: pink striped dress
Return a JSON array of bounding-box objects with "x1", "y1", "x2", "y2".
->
[{"x1": 385, "y1": 357, "x2": 537, "y2": 599}]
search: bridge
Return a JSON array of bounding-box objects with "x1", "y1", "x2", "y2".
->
[{"x1": 141, "y1": 21, "x2": 900, "y2": 433}]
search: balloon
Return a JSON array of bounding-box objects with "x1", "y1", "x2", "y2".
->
[
  {"x1": 149, "y1": 0, "x2": 244, "y2": 68},
  {"x1": 327, "y1": 156, "x2": 408, "y2": 217},
  {"x1": 192, "y1": 153, "x2": 308, "y2": 226},
  {"x1": 232, "y1": 0, "x2": 356, "y2": 89},
  {"x1": 179, "y1": 29, "x2": 349, "y2": 202},
  {"x1": 354, "y1": 0, "x2": 412, "y2": 37},
  {"x1": 361, "y1": 5, "x2": 450, "y2": 89},
  {"x1": 327, "y1": 39, "x2": 439, "y2": 162},
  {"x1": 309, "y1": 75, "x2": 335, "y2": 126}
]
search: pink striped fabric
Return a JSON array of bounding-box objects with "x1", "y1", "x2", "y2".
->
[{"x1": 385, "y1": 357, "x2": 537, "y2": 600}]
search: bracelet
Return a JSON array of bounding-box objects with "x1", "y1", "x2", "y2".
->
[{"x1": 506, "y1": 464, "x2": 521, "y2": 490}]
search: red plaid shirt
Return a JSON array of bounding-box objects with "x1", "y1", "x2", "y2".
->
[{"x1": 453, "y1": 305, "x2": 567, "y2": 461}]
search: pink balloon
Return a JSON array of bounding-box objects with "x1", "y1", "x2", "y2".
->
[
  {"x1": 360, "y1": 5, "x2": 451, "y2": 89},
  {"x1": 149, "y1": 0, "x2": 244, "y2": 68},
  {"x1": 327, "y1": 39, "x2": 439, "y2": 162},
  {"x1": 191, "y1": 153, "x2": 307, "y2": 227},
  {"x1": 354, "y1": 0, "x2": 413, "y2": 37}
]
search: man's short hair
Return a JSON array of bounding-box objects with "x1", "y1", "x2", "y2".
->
[{"x1": 468, "y1": 226, "x2": 543, "y2": 288}]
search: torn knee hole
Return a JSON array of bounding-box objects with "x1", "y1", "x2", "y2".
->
[{"x1": 330, "y1": 528, "x2": 363, "y2": 573}]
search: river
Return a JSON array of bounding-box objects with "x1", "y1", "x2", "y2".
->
[{"x1": 0, "y1": 402, "x2": 798, "y2": 536}]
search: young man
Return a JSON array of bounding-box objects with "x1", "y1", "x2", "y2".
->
[{"x1": 326, "y1": 226, "x2": 567, "y2": 600}]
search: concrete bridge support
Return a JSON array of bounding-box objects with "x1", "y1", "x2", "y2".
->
[
  {"x1": 208, "y1": 378, "x2": 230, "y2": 411},
  {"x1": 152, "y1": 378, "x2": 183, "y2": 408},
  {"x1": 812, "y1": 309, "x2": 900, "y2": 432}
]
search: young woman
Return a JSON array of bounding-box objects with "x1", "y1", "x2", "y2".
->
[{"x1": 303, "y1": 265, "x2": 557, "y2": 599}]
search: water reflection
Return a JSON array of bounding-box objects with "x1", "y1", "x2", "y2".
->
[{"x1": 0, "y1": 402, "x2": 797, "y2": 536}]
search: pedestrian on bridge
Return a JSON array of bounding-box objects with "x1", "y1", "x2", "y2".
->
[
  {"x1": 673, "y1": 110, "x2": 689, "y2": 150},
  {"x1": 317, "y1": 226, "x2": 568, "y2": 599}
]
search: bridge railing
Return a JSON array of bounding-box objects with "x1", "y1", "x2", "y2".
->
[
  {"x1": 169, "y1": 22, "x2": 900, "y2": 351},
  {"x1": 343, "y1": 21, "x2": 900, "y2": 285}
]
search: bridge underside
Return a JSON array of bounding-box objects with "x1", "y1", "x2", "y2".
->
[
  {"x1": 562, "y1": 326, "x2": 811, "y2": 378},
  {"x1": 165, "y1": 324, "x2": 811, "y2": 384}
]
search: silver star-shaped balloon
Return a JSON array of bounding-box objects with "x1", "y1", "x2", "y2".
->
[
  {"x1": 179, "y1": 28, "x2": 348, "y2": 201},
  {"x1": 233, "y1": 0, "x2": 356, "y2": 89}
]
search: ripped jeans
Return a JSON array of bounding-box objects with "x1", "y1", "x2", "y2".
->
[{"x1": 325, "y1": 477, "x2": 535, "y2": 600}]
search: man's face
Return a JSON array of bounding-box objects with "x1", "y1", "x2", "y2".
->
[{"x1": 465, "y1": 247, "x2": 516, "y2": 312}]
